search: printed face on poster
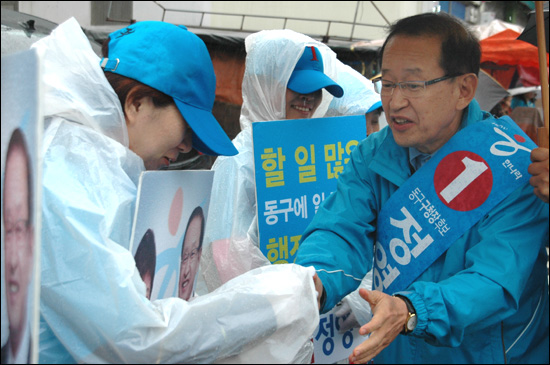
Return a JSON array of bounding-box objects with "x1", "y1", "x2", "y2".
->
[
  {"x1": 130, "y1": 170, "x2": 214, "y2": 302},
  {"x1": 1, "y1": 49, "x2": 43, "y2": 364}
]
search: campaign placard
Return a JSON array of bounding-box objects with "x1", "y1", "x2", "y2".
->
[
  {"x1": 1, "y1": 49, "x2": 43, "y2": 364},
  {"x1": 130, "y1": 170, "x2": 214, "y2": 302},
  {"x1": 313, "y1": 306, "x2": 368, "y2": 363},
  {"x1": 253, "y1": 114, "x2": 367, "y2": 363},
  {"x1": 253, "y1": 115, "x2": 366, "y2": 264}
]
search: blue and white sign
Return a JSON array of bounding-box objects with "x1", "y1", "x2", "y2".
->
[
  {"x1": 252, "y1": 114, "x2": 367, "y2": 363},
  {"x1": 252, "y1": 115, "x2": 366, "y2": 264},
  {"x1": 313, "y1": 307, "x2": 368, "y2": 364}
]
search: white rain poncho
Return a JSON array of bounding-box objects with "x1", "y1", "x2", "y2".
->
[
  {"x1": 34, "y1": 18, "x2": 319, "y2": 364},
  {"x1": 203, "y1": 30, "x2": 338, "y2": 277},
  {"x1": 202, "y1": 36, "x2": 381, "y2": 329},
  {"x1": 325, "y1": 62, "x2": 381, "y2": 118}
]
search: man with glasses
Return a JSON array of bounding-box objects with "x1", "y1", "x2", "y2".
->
[
  {"x1": 178, "y1": 206, "x2": 205, "y2": 301},
  {"x1": 2, "y1": 128, "x2": 34, "y2": 364},
  {"x1": 296, "y1": 12, "x2": 548, "y2": 364}
]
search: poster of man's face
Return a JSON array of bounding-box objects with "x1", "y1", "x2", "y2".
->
[
  {"x1": 2, "y1": 48, "x2": 41, "y2": 364},
  {"x1": 130, "y1": 171, "x2": 213, "y2": 302},
  {"x1": 178, "y1": 207, "x2": 204, "y2": 301},
  {"x1": 2, "y1": 129, "x2": 34, "y2": 364}
]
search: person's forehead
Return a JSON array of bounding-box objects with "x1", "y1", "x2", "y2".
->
[
  {"x1": 381, "y1": 35, "x2": 442, "y2": 76},
  {"x1": 7, "y1": 144, "x2": 29, "y2": 164},
  {"x1": 183, "y1": 218, "x2": 202, "y2": 245},
  {"x1": 189, "y1": 215, "x2": 203, "y2": 227},
  {"x1": 4, "y1": 149, "x2": 30, "y2": 194}
]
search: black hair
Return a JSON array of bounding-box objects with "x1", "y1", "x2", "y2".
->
[
  {"x1": 134, "y1": 228, "x2": 156, "y2": 281},
  {"x1": 378, "y1": 12, "x2": 481, "y2": 77}
]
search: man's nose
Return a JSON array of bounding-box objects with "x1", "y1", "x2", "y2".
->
[{"x1": 388, "y1": 86, "x2": 409, "y2": 110}]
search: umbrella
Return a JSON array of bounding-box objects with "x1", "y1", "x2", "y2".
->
[
  {"x1": 474, "y1": 70, "x2": 509, "y2": 112},
  {"x1": 517, "y1": 1, "x2": 549, "y2": 50},
  {"x1": 470, "y1": 18, "x2": 524, "y2": 40},
  {"x1": 480, "y1": 29, "x2": 544, "y2": 69},
  {"x1": 479, "y1": 29, "x2": 547, "y2": 89}
]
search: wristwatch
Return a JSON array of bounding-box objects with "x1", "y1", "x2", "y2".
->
[{"x1": 393, "y1": 294, "x2": 417, "y2": 334}]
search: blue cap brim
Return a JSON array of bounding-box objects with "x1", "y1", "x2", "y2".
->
[
  {"x1": 366, "y1": 101, "x2": 382, "y2": 114},
  {"x1": 174, "y1": 99, "x2": 238, "y2": 156},
  {"x1": 288, "y1": 70, "x2": 344, "y2": 98}
]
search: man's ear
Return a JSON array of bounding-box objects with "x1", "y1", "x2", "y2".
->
[{"x1": 456, "y1": 73, "x2": 478, "y2": 110}]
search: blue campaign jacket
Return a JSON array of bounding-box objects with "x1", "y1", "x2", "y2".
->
[{"x1": 296, "y1": 100, "x2": 549, "y2": 363}]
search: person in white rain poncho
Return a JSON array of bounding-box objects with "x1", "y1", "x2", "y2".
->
[
  {"x1": 202, "y1": 30, "x2": 343, "y2": 289},
  {"x1": 33, "y1": 18, "x2": 319, "y2": 364},
  {"x1": 325, "y1": 62, "x2": 384, "y2": 136},
  {"x1": 325, "y1": 63, "x2": 381, "y2": 120}
]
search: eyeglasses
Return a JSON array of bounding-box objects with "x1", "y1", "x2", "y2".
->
[
  {"x1": 372, "y1": 74, "x2": 464, "y2": 98},
  {"x1": 181, "y1": 248, "x2": 199, "y2": 264}
]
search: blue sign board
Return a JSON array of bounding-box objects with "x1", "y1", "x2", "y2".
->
[{"x1": 252, "y1": 115, "x2": 366, "y2": 264}]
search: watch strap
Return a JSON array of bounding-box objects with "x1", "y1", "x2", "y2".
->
[{"x1": 393, "y1": 294, "x2": 416, "y2": 334}]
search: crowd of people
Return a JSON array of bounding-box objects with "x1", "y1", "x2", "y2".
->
[{"x1": 1, "y1": 9, "x2": 548, "y2": 365}]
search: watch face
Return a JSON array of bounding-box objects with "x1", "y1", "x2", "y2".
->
[{"x1": 407, "y1": 314, "x2": 418, "y2": 331}]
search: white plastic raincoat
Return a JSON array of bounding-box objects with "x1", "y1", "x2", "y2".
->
[
  {"x1": 325, "y1": 62, "x2": 381, "y2": 118},
  {"x1": 203, "y1": 30, "x2": 338, "y2": 267},
  {"x1": 34, "y1": 18, "x2": 319, "y2": 364},
  {"x1": 201, "y1": 30, "x2": 380, "y2": 330},
  {"x1": 203, "y1": 37, "x2": 381, "y2": 328}
]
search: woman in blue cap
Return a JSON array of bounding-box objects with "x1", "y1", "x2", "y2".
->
[
  {"x1": 32, "y1": 18, "x2": 319, "y2": 363},
  {"x1": 203, "y1": 30, "x2": 344, "y2": 271}
]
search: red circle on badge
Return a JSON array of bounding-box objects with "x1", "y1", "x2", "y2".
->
[
  {"x1": 434, "y1": 151, "x2": 493, "y2": 211},
  {"x1": 514, "y1": 134, "x2": 526, "y2": 143}
]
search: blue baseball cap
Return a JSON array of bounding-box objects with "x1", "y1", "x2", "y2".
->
[
  {"x1": 287, "y1": 46, "x2": 344, "y2": 98},
  {"x1": 100, "y1": 21, "x2": 237, "y2": 156},
  {"x1": 366, "y1": 101, "x2": 382, "y2": 114}
]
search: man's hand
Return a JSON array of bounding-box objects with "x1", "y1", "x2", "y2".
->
[
  {"x1": 348, "y1": 290, "x2": 408, "y2": 364},
  {"x1": 528, "y1": 147, "x2": 549, "y2": 204}
]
